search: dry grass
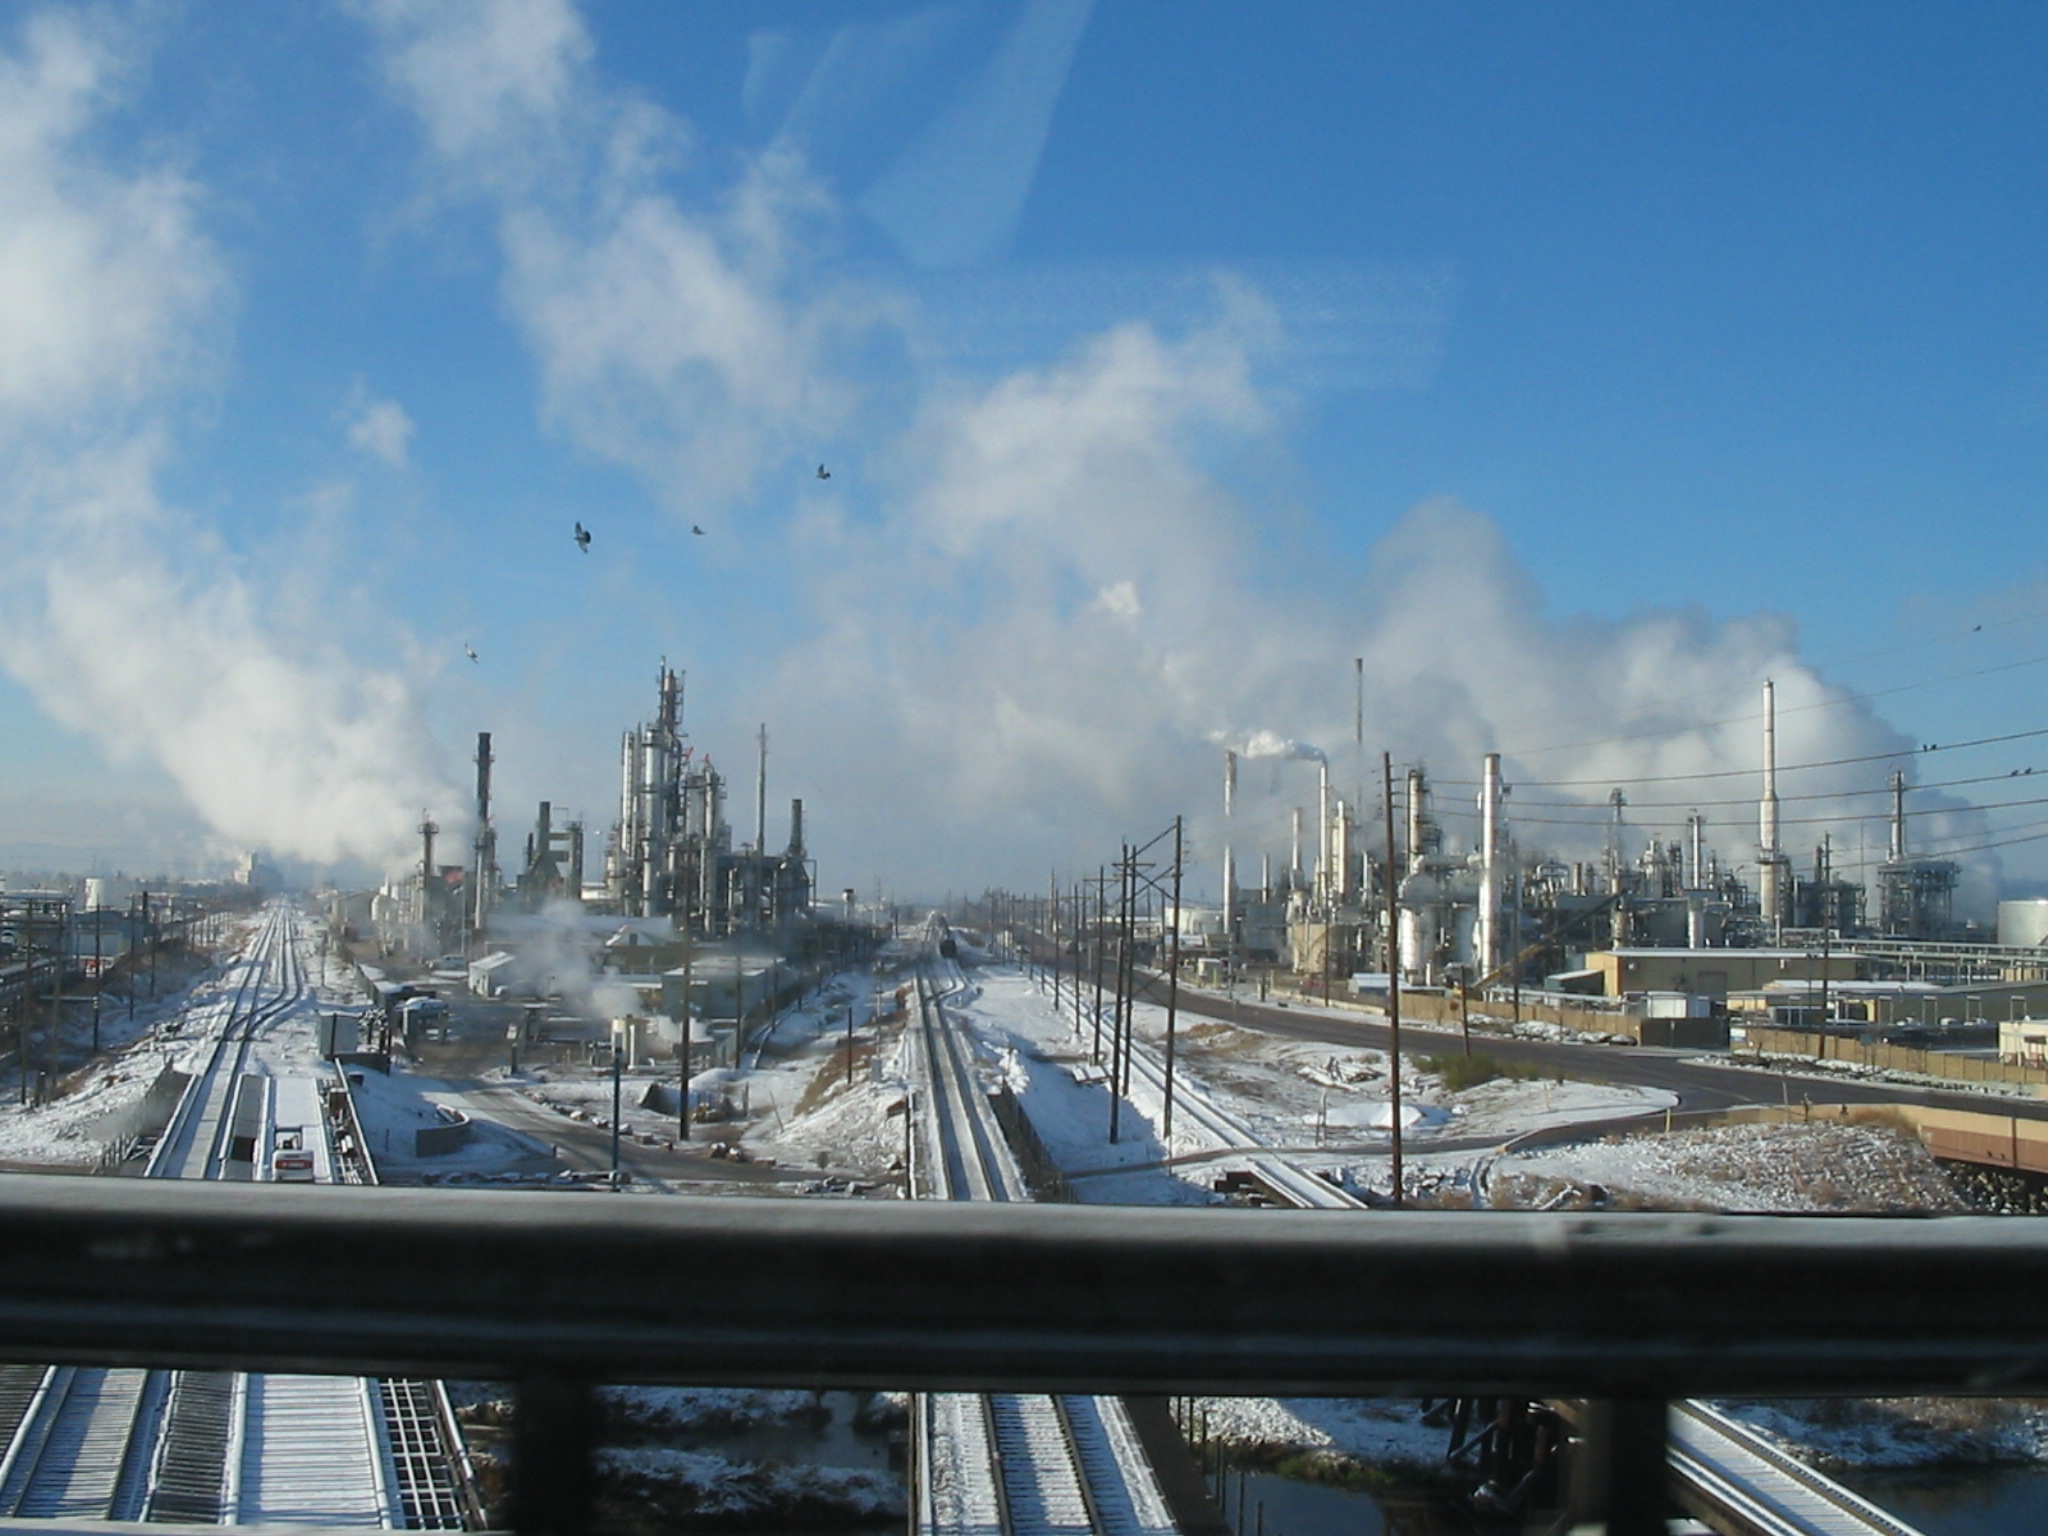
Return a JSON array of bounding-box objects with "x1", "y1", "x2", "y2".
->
[{"x1": 789, "y1": 1042, "x2": 880, "y2": 1119}]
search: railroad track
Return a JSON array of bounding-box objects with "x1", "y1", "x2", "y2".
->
[
  {"x1": 1668, "y1": 1401, "x2": 1929, "y2": 1536},
  {"x1": 0, "y1": 904, "x2": 478, "y2": 1528},
  {"x1": 911, "y1": 924, "x2": 1174, "y2": 1536}
]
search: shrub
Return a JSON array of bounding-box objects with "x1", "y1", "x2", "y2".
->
[{"x1": 1420, "y1": 1051, "x2": 1506, "y2": 1092}]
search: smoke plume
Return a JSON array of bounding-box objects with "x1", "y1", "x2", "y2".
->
[
  {"x1": 356, "y1": 1, "x2": 1986, "y2": 905},
  {"x1": 0, "y1": 11, "x2": 457, "y2": 871}
]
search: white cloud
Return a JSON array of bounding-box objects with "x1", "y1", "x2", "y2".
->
[
  {"x1": 0, "y1": 13, "x2": 219, "y2": 428},
  {"x1": 357, "y1": 1, "x2": 1953, "y2": 901},
  {"x1": 345, "y1": 390, "x2": 415, "y2": 468},
  {"x1": 362, "y1": 0, "x2": 857, "y2": 513},
  {"x1": 1093, "y1": 580, "x2": 1141, "y2": 625},
  {"x1": 0, "y1": 10, "x2": 456, "y2": 871},
  {"x1": 354, "y1": 0, "x2": 592, "y2": 177}
]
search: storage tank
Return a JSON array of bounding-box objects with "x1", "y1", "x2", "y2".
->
[{"x1": 1999, "y1": 899, "x2": 2048, "y2": 949}]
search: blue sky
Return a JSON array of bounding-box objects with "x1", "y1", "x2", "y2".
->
[{"x1": 0, "y1": 0, "x2": 2044, "y2": 909}]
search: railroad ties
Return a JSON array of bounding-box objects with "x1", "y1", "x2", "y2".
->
[
  {"x1": 910, "y1": 935, "x2": 1178, "y2": 1536},
  {"x1": 0, "y1": 903, "x2": 478, "y2": 1529}
]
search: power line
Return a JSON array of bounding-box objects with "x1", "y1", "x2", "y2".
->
[
  {"x1": 1486, "y1": 724, "x2": 2048, "y2": 791},
  {"x1": 1501, "y1": 766, "x2": 2044, "y2": 811},
  {"x1": 1495, "y1": 652, "x2": 2048, "y2": 762}
]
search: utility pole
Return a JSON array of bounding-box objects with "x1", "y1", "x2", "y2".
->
[
  {"x1": 678, "y1": 929, "x2": 693, "y2": 1141},
  {"x1": 1383, "y1": 752, "x2": 1404, "y2": 1210},
  {"x1": 1117, "y1": 846, "x2": 1137, "y2": 1102},
  {"x1": 1165, "y1": 816, "x2": 1183, "y2": 1142},
  {"x1": 1070, "y1": 883, "x2": 1084, "y2": 1032},
  {"x1": 1091, "y1": 867, "x2": 1108, "y2": 1065},
  {"x1": 1049, "y1": 870, "x2": 1061, "y2": 1015},
  {"x1": 1110, "y1": 850, "x2": 1129, "y2": 1144},
  {"x1": 609, "y1": 1020, "x2": 623, "y2": 1184}
]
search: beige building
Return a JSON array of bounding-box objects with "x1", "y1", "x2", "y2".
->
[{"x1": 1586, "y1": 948, "x2": 1861, "y2": 1000}]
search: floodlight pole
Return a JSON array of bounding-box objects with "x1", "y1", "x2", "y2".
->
[{"x1": 1384, "y1": 751, "x2": 1404, "y2": 1210}]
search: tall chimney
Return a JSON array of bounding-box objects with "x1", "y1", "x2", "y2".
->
[
  {"x1": 1405, "y1": 767, "x2": 1427, "y2": 877},
  {"x1": 1477, "y1": 753, "x2": 1503, "y2": 979},
  {"x1": 1759, "y1": 679, "x2": 1784, "y2": 929},
  {"x1": 1760, "y1": 679, "x2": 1780, "y2": 858},
  {"x1": 788, "y1": 798, "x2": 805, "y2": 858},
  {"x1": 1222, "y1": 750, "x2": 1237, "y2": 939},
  {"x1": 1889, "y1": 769, "x2": 1907, "y2": 864},
  {"x1": 1318, "y1": 760, "x2": 1333, "y2": 905},
  {"x1": 755, "y1": 724, "x2": 769, "y2": 852},
  {"x1": 472, "y1": 732, "x2": 495, "y2": 934}
]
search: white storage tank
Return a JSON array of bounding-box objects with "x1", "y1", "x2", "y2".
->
[{"x1": 1999, "y1": 899, "x2": 2048, "y2": 949}]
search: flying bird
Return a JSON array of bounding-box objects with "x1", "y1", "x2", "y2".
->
[
  {"x1": 815, "y1": 464, "x2": 831, "y2": 480},
  {"x1": 691, "y1": 524, "x2": 706, "y2": 536},
  {"x1": 574, "y1": 521, "x2": 591, "y2": 553},
  {"x1": 463, "y1": 644, "x2": 479, "y2": 663}
]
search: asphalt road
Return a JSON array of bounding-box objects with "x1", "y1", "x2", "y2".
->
[{"x1": 1119, "y1": 968, "x2": 2048, "y2": 1126}]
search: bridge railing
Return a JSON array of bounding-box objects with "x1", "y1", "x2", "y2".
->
[{"x1": 5, "y1": 1174, "x2": 2043, "y2": 1535}]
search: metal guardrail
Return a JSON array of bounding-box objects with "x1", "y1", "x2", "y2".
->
[
  {"x1": 8, "y1": 1177, "x2": 2048, "y2": 1533},
  {"x1": 6, "y1": 1177, "x2": 2048, "y2": 1394}
]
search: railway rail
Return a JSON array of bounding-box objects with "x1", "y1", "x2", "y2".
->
[
  {"x1": 911, "y1": 930, "x2": 1175, "y2": 1536},
  {"x1": 1210, "y1": 1040, "x2": 1923, "y2": 1536},
  {"x1": 1667, "y1": 1402, "x2": 1928, "y2": 1536},
  {"x1": 0, "y1": 904, "x2": 477, "y2": 1529}
]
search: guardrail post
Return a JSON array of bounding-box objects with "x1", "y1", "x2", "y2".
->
[
  {"x1": 1568, "y1": 1397, "x2": 1667, "y2": 1536},
  {"x1": 511, "y1": 1374, "x2": 596, "y2": 1536}
]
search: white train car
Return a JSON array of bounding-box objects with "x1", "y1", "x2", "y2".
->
[{"x1": 265, "y1": 1075, "x2": 334, "y2": 1183}]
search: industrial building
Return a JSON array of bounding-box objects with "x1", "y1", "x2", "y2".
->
[
  {"x1": 365, "y1": 663, "x2": 866, "y2": 1039},
  {"x1": 1207, "y1": 682, "x2": 2040, "y2": 1029}
]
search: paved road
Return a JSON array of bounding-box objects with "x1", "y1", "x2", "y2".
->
[{"x1": 1119, "y1": 968, "x2": 2048, "y2": 1126}]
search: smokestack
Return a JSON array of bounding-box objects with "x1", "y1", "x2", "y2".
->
[
  {"x1": 756, "y1": 724, "x2": 769, "y2": 852},
  {"x1": 1759, "y1": 679, "x2": 1783, "y2": 930},
  {"x1": 1477, "y1": 753, "x2": 1502, "y2": 979},
  {"x1": 1760, "y1": 679, "x2": 1780, "y2": 857},
  {"x1": 1223, "y1": 750, "x2": 1238, "y2": 938},
  {"x1": 1889, "y1": 769, "x2": 1906, "y2": 864},
  {"x1": 1318, "y1": 760, "x2": 1332, "y2": 905},
  {"x1": 1405, "y1": 767, "x2": 1427, "y2": 877},
  {"x1": 472, "y1": 733, "x2": 495, "y2": 934},
  {"x1": 1686, "y1": 810, "x2": 1705, "y2": 891},
  {"x1": 568, "y1": 821, "x2": 585, "y2": 902},
  {"x1": 1291, "y1": 806, "x2": 1303, "y2": 888},
  {"x1": 474, "y1": 732, "x2": 493, "y2": 825},
  {"x1": 788, "y1": 798, "x2": 805, "y2": 858},
  {"x1": 616, "y1": 729, "x2": 638, "y2": 906}
]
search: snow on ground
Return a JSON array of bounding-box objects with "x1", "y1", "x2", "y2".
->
[
  {"x1": 452, "y1": 1384, "x2": 904, "y2": 1531},
  {"x1": 1716, "y1": 1398, "x2": 2048, "y2": 1470},
  {"x1": 1491, "y1": 1119, "x2": 1968, "y2": 1213},
  {"x1": 344, "y1": 1063, "x2": 560, "y2": 1177},
  {"x1": 7, "y1": 918, "x2": 2034, "y2": 1484},
  {"x1": 0, "y1": 913, "x2": 267, "y2": 1168},
  {"x1": 912, "y1": 966, "x2": 1672, "y2": 1206},
  {"x1": 1706, "y1": 1050, "x2": 2048, "y2": 1101},
  {"x1": 1191, "y1": 1397, "x2": 1449, "y2": 1473}
]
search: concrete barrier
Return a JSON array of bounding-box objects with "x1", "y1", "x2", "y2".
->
[{"x1": 414, "y1": 1105, "x2": 473, "y2": 1158}]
